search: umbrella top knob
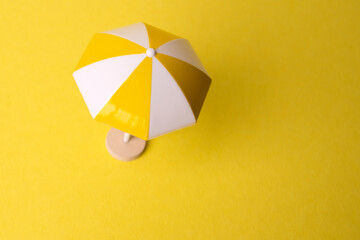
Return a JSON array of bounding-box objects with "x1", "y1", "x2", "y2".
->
[{"x1": 146, "y1": 48, "x2": 156, "y2": 58}]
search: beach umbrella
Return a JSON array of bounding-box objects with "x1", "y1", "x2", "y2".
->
[{"x1": 73, "y1": 22, "x2": 211, "y2": 161}]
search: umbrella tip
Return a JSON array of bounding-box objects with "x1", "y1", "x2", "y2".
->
[{"x1": 146, "y1": 48, "x2": 156, "y2": 58}]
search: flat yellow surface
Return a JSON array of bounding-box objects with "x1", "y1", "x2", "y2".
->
[{"x1": 0, "y1": 0, "x2": 359, "y2": 239}]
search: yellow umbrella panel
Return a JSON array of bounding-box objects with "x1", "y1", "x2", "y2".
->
[{"x1": 73, "y1": 23, "x2": 211, "y2": 140}]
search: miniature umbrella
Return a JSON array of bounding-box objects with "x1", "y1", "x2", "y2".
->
[{"x1": 73, "y1": 22, "x2": 211, "y2": 160}]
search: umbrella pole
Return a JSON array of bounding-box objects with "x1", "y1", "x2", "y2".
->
[{"x1": 123, "y1": 132, "x2": 131, "y2": 143}]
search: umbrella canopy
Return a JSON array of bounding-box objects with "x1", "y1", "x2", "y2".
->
[{"x1": 73, "y1": 22, "x2": 211, "y2": 140}]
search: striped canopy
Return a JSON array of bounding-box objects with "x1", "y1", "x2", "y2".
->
[{"x1": 73, "y1": 22, "x2": 211, "y2": 140}]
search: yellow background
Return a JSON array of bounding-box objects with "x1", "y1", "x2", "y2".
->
[{"x1": 1, "y1": 0, "x2": 360, "y2": 239}]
